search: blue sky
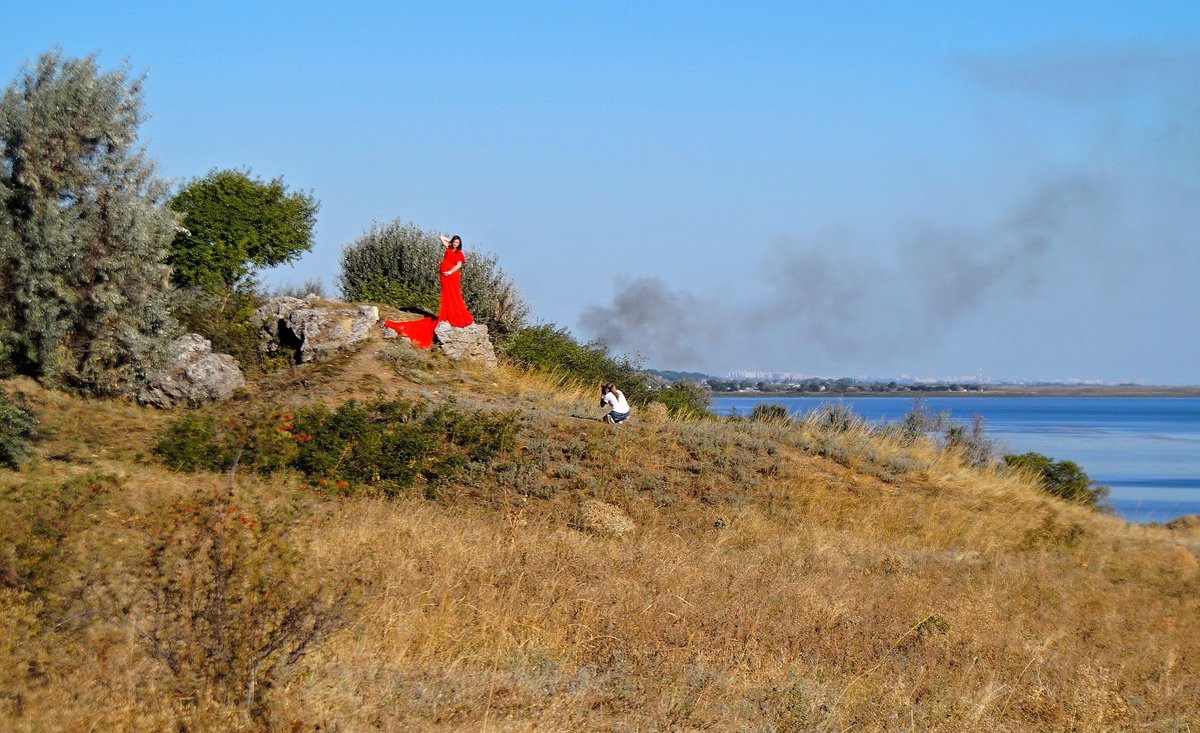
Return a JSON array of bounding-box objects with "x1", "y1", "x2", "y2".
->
[{"x1": 6, "y1": 2, "x2": 1199, "y2": 383}]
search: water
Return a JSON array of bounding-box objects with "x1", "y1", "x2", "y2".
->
[{"x1": 709, "y1": 395, "x2": 1200, "y2": 524}]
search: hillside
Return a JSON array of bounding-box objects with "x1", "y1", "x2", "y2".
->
[{"x1": 2, "y1": 327, "x2": 1198, "y2": 732}]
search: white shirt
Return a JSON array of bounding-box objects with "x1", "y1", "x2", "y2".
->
[{"x1": 602, "y1": 389, "x2": 630, "y2": 414}]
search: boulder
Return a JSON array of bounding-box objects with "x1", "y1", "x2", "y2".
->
[
  {"x1": 138, "y1": 334, "x2": 245, "y2": 408},
  {"x1": 285, "y1": 303, "x2": 379, "y2": 363},
  {"x1": 434, "y1": 322, "x2": 498, "y2": 367}
]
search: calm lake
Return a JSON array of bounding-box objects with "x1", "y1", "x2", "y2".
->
[{"x1": 709, "y1": 395, "x2": 1200, "y2": 524}]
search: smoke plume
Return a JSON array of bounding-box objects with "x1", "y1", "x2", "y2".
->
[{"x1": 580, "y1": 42, "x2": 1200, "y2": 372}]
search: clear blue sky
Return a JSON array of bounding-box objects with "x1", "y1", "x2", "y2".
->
[{"x1": 6, "y1": 1, "x2": 1199, "y2": 383}]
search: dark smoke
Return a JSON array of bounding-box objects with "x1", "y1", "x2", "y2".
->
[
  {"x1": 580, "y1": 43, "x2": 1199, "y2": 370},
  {"x1": 578, "y1": 276, "x2": 714, "y2": 364}
]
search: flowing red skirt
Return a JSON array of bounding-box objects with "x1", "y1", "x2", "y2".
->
[
  {"x1": 383, "y1": 316, "x2": 436, "y2": 348},
  {"x1": 383, "y1": 263, "x2": 474, "y2": 349}
]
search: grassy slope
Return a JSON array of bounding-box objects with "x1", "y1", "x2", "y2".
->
[{"x1": 2, "y1": 332, "x2": 1198, "y2": 732}]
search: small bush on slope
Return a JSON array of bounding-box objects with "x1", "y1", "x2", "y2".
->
[
  {"x1": 0, "y1": 392, "x2": 36, "y2": 469},
  {"x1": 154, "y1": 398, "x2": 520, "y2": 496}
]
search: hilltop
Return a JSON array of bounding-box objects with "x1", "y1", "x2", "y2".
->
[{"x1": 2, "y1": 322, "x2": 1198, "y2": 732}]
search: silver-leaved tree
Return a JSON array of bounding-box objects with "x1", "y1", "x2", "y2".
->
[{"x1": 0, "y1": 51, "x2": 178, "y2": 395}]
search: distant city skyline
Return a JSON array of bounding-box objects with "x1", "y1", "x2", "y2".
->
[{"x1": 5, "y1": 2, "x2": 1199, "y2": 384}]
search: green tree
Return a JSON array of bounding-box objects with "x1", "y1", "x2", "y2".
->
[
  {"x1": 0, "y1": 51, "x2": 177, "y2": 394},
  {"x1": 1004, "y1": 451, "x2": 1110, "y2": 508},
  {"x1": 339, "y1": 219, "x2": 529, "y2": 339},
  {"x1": 167, "y1": 169, "x2": 318, "y2": 292}
]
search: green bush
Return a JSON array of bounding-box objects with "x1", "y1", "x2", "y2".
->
[
  {"x1": 651, "y1": 381, "x2": 711, "y2": 419},
  {"x1": 503, "y1": 323, "x2": 712, "y2": 418},
  {"x1": 154, "y1": 409, "x2": 298, "y2": 475},
  {"x1": 0, "y1": 392, "x2": 37, "y2": 469},
  {"x1": 1004, "y1": 452, "x2": 1110, "y2": 508},
  {"x1": 155, "y1": 399, "x2": 520, "y2": 496},
  {"x1": 503, "y1": 323, "x2": 650, "y2": 394},
  {"x1": 339, "y1": 220, "x2": 529, "y2": 339},
  {"x1": 749, "y1": 403, "x2": 791, "y2": 423}
]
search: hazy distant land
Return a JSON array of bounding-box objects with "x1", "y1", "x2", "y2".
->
[
  {"x1": 734, "y1": 385, "x2": 1200, "y2": 398},
  {"x1": 646, "y1": 370, "x2": 1200, "y2": 397}
]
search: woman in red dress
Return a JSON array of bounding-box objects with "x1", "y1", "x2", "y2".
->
[
  {"x1": 383, "y1": 234, "x2": 474, "y2": 348},
  {"x1": 435, "y1": 235, "x2": 474, "y2": 327}
]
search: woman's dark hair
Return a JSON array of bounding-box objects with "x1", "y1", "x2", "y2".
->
[{"x1": 449, "y1": 234, "x2": 462, "y2": 249}]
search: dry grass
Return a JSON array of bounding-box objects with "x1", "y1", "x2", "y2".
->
[{"x1": 2, "y1": 340, "x2": 1199, "y2": 731}]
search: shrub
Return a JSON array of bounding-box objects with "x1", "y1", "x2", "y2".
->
[
  {"x1": 154, "y1": 399, "x2": 521, "y2": 496},
  {"x1": 651, "y1": 381, "x2": 711, "y2": 419},
  {"x1": 809, "y1": 402, "x2": 863, "y2": 433},
  {"x1": 944, "y1": 414, "x2": 996, "y2": 467},
  {"x1": 889, "y1": 397, "x2": 947, "y2": 443},
  {"x1": 272, "y1": 278, "x2": 327, "y2": 299},
  {"x1": 502, "y1": 322, "x2": 651, "y2": 395},
  {"x1": 171, "y1": 287, "x2": 291, "y2": 374},
  {"x1": 339, "y1": 220, "x2": 529, "y2": 339},
  {"x1": 1004, "y1": 452, "x2": 1110, "y2": 508},
  {"x1": 0, "y1": 392, "x2": 36, "y2": 469},
  {"x1": 886, "y1": 398, "x2": 996, "y2": 466},
  {"x1": 749, "y1": 403, "x2": 791, "y2": 423},
  {"x1": 137, "y1": 485, "x2": 359, "y2": 720},
  {"x1": 291, "y1": 399, "x2": 520, "y2": 494},
  {"x1": 154, "y1": 409, "x2": 299, "y2": 475},
  {"x1": 0, "y1": 474, "x2": 114, "y2": 624},
  {"x1": 0, "y1": 51, "x2": 178, "y2": 395}
]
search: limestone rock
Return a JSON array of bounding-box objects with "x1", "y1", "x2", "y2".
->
[
  {"x1": 253, "y1": 296, "x2": 308, "y2": 354},
  {"x1": 434, "y1": 322, "x2": 498, "y2": 367},
  {"x1": 285, "y1": 304, "x2": 379, "y2": 363},
  {"x1": 254, "y1": 297, "x2": 383, "y2": 362},
  {"x1": 138, "y1": 334, "x2": 245, "y2": 408}
]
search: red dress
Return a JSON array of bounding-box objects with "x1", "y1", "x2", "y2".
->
[
  {"x1": 383, "y1": 248, "x2": 474, "y2": 348},
  {"x1": 436, "y1": 249, "x2": 474, "y2": 327}
]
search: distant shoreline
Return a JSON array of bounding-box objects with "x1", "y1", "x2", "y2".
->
[{"x1": 712, "y1": 385, "x2": 1200, "y2": 398}]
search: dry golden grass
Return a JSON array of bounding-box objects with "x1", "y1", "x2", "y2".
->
[{"x1": 2, "y1": 339, "x2": 1198, "y2": 731}]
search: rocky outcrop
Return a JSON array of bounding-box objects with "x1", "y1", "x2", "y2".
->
[
  {"x1": 138, "y1": 334, "x2": 245, "y2": 408},
  {"x1": 434, "y1": 322, "x2": 498, "y2": 367},
  {"x1": 252, "y1": 296, "x2": 309, "y2": 355},
  {"x1": 254, "y1": 297, "x2": 378, "y2": 363},
  {"x1": 286, "y1": 303, "x2": 379, "y2": 363}
]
